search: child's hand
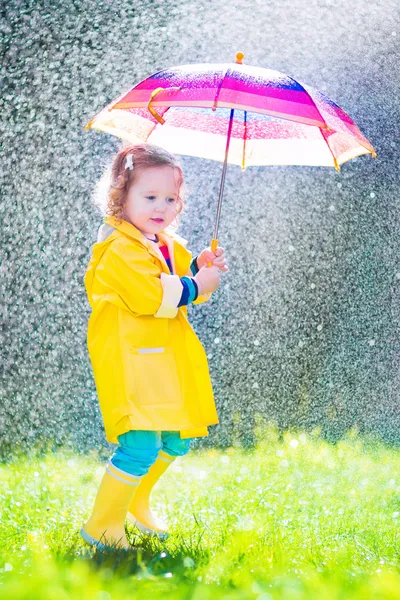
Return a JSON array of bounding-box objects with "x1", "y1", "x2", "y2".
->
[
  {"x1": 197, "y1": 247, "x2": 229, "y2": 272},
  {"x1": 194, "y1": 265, "x2": 221, "y2": 295}
]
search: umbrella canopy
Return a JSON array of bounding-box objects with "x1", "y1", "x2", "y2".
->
[
  {"x1": 86, "y1": 53, "x2": 376, "y2": 253},
  {"x1": 86, "y1": 53, "x2": 376, "y2": 172}
]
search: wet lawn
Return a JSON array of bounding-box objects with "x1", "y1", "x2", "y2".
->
[{"x1": 1, "y1": 425, "x2": 400, "y2": 599}]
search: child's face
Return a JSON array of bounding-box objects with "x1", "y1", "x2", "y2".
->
[{"x1": 124, "y1": 166, "x2": 181, "y2": 236}]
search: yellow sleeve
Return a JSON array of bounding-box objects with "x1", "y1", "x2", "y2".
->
[{"x1": 96, "y1": 238, "x2": 183, "y2": 318}]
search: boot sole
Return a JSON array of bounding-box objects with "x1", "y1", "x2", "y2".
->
[
  {"x1": 80, "y1": 527, "x2": 133, "y2": 551},
  {"x1": 127, "y1": 512, "x2": 169, "y2": 540}
]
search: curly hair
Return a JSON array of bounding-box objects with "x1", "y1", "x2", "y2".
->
[{"x1": 93, "y1": 143, "x2": 186, "y2": 228}]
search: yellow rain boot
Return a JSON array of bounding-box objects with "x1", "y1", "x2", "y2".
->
[
  {"x1": 80, "y1": 460, "x2": 141, "y2": 550},
  {"x1": 127, "y1": 450, "x2": 176, "y2": 539}
]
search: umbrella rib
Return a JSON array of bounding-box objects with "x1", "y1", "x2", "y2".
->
[
  {"x1": 285, "y1": 74, "x2": 329, "y2": 132},
  {"x1": 212, "y1": 66, "x2": 231, "y2": 110},
  {"x1": 149, "y1": 106, "x2": 171, "y2": 134},
  {"x1": 85, "y1": 89, "x2": 129, "y2": 130},
  {"x1": 318, "y1": 127, "x2": 340, "y2": 171},
  {"x1": 242, "y1": 110, "x2": 247, "y2": 172},
  {"x1": 320, "y1": 127, "x2": 377, "y2": 169}
]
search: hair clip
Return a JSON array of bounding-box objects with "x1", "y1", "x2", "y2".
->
[{"x1": 125, "y1": 154, "x2": 134, "y2": 171}]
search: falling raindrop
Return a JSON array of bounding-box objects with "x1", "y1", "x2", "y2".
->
[{"x1": 0, "y1": 0, "x2": 397, "y2": 458}]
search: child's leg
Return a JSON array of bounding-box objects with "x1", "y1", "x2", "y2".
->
[
  {"x1": 127, "y1": 432, "x2": 192, "y2": 537},
  {"x1": 80, "y1": 461, "x2": 141, "y2": 550},
  {"x1": 80, "y1": 431, "x2": 161, "y2": 550},
  {"x1": 110, "y1": 430, "x2": 162, "y2": 476},
  {"x1": 161, "y1": 431, "x2": 191, "y2": 458}
]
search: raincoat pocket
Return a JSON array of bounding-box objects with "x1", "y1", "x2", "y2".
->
[{"x1": 129, "y1": 346, "x2": 182, "y2": 406}]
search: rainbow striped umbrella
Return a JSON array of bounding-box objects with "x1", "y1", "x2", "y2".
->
[{"x1": 85, "y1": 52, "x2": 376, "y2": 253}]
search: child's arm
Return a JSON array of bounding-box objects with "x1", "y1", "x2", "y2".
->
[
  {"x1": 97, "y1": 237, "x2": 185, "y2": 318},
  {"x1": 185, "y1": 248, "x2": 227, "y2": 305},
  {"x1": 183, "y1": 256, "x2": 212, "y2": 305},
  {"x1": 189, "y1": 256, "x2": 199, "y2": 276},
  {"x1": 177, "y1": 275, "x2": 200, "y2": 307}
]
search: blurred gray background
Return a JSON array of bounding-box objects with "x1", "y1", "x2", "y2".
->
[{"x1": 0, "y1": 0, "x2": 399, "y2": 458}]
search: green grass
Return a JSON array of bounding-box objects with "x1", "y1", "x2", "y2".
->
[{"x1": 1, "y1": 423, "x2": 400, "y2": 599}]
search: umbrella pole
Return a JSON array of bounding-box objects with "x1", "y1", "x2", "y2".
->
[{"x1": 209, "y1": 108, "x2": 235, "y2": 262}]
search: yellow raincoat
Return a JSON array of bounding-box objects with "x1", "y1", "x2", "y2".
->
[{"x1": 84, "y1": 216, "x2": 219, "y2": 444}]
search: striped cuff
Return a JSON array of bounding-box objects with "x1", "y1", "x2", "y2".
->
[
  {"x1": 106, "y1": 460, "x2": 142, "y2": 486},
  {"x1": 178, "y1": 276, "x2": 199, "y2": 307},
  {"x1": 158, "y1": 450, "x2": 177, "y2": 463},
  {"x1": 190, "y1": 257, "x2": 199, "y2": 275},
  {"x1": 154, "y1": 273, "x2": 183, "y2": 318}
]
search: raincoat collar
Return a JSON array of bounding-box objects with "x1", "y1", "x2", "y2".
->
[
  {"x1": 104, "y1": 216, "x2": 151, "y2": 244},
  {"x1": 103, "y1": 216, "x2": 189, "y2": 275}
]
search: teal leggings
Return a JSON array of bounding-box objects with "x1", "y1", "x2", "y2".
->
[{"x1": 110, "y1": 430, "x2": 191, "y2": 477}]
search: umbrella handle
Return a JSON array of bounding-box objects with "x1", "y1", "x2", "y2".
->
[
  {"x1": 148, "y1": 86, "x2": 183, "y2": 125},
  {"x1": 207, "y1": 238, "x2": 219, "y2": 267},
  {"x1": 148, "y1": 88, "x2": 166, "y2": 124}
]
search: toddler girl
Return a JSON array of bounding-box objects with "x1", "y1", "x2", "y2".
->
[{"x1": 80, "y1": 143, "x2": 228, "y2": 550}]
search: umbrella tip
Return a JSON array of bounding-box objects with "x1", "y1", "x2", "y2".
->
[
  {"x1": 85, "y1": 118, "x2": 94, "y2": 130},
  {"x1": 235, "y1": 52, "x2": 245, "y2": 64}
]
